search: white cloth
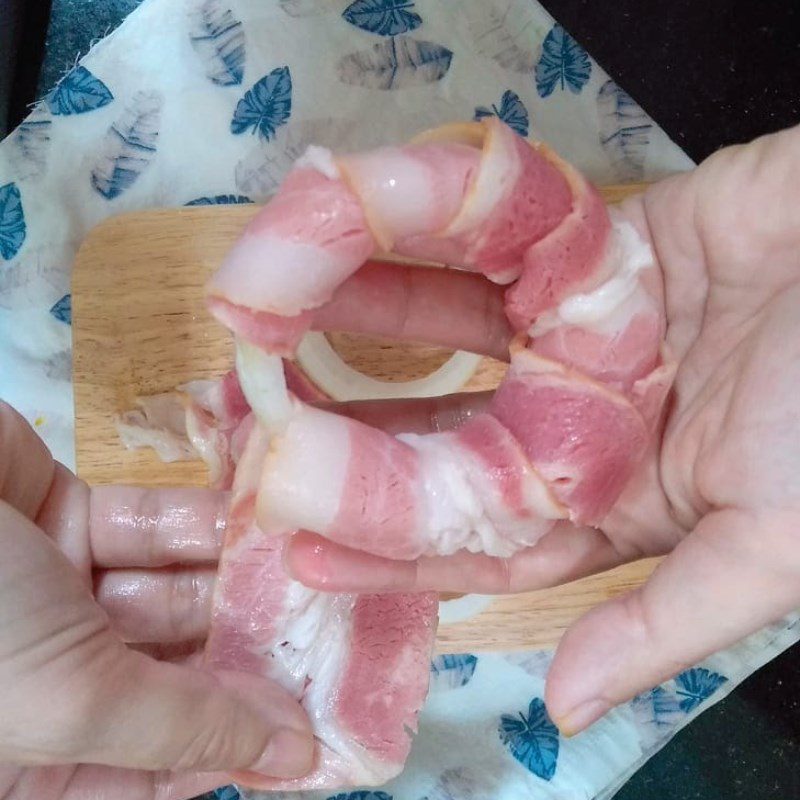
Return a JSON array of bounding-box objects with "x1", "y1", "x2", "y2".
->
[{"x1": 0, "y1": 1, "x2": 794, "y2": 799}]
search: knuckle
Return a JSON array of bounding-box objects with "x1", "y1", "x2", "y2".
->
[{"x1": 167, "y1": 571, "x2": 201, "y2": 640}]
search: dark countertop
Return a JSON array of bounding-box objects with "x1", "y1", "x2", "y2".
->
[{"x1": 3, "y1": 1, "x2": 800, "y2": 797}]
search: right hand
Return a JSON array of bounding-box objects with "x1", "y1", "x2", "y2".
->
[{"x1": 284, "y1": 124, "x2": 800, "y2": 735}]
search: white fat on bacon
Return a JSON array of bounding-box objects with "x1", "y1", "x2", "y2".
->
[
  {"x1": 530, "y1": 214, "x2": 656, "y2": 338},
  {"x1": 398, "y1": 430, "x2": 564, "y2": 557}
]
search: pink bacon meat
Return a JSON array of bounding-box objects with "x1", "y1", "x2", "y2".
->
[
  {"x1": 207, "y1": 117, "x2": 674, "y2": 558},
  {"x1": 120, "y1": 366, "x2": 439, "y2": 790},
  {"x1": 206, "y1": 414, "x2": 437, "y2": 791},
  {"x1": 200, "y1": 117, "x2": 677, "y2": 787}
]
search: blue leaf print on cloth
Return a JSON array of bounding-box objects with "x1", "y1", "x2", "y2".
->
[
  {"x1": 464, "y1": 1, "x2": 543, "y2": 73},
  {"x1": 279, "y1": 0, "x2": 331, "y2": 15},
  {"x1": 231, "y1": 67, "x2": 292, "y2": 141},
  {"x1": 0, "y1": 183, "x2": 26, "y2": 261},
  {"x1": 535, "y1": 23, "x2": 591, "y2": 98},
  {"x1": 499, "y1": 698, "x2": 559, "y2": 781},
  {"x1": 189, "y1": 0, "x2": 246, "y2": 86},
  {"x1": 91, "y1": 91, "x2": 162, "y2": 200},
  {"x1": 597, "y1": 79, "x2": 653, "y2": 181},
  {"x1": 430, "y1": 654, "x2": 478, "y2": 690},
  {"x1": 630, "y1": 685, "x2": 684, "y2": 749},
  {"x1": 46, "y1": 66, "x2": 114, "y2": 115},
  {"x1": 212, "y1": 787, "x2": 240, "y2": 800},
  {"x1": 337, "y1": 36, "x2": 452, "y2": 90},
  {"x1": 421, "y1": 767, "x2": 482, "y2": 800},
  {"x1": 343, "y1": 0, "x2": 422, "y2": 36},
  {"x1": 9, "y1": 112, "x2": 51, "y2": 180},
  {"x1": 326, "y1": 793, "x2": 392, "y2": 800},
  {"x1": 185, "y1": 194, "x2": 253, "y2": 205},
  {"x1": 49, "y1": 294, "x2": 72, "y2": 325},
  {"x1": 675, "y1": 667, "x2": 728, "y2": 712},
  {"x1": 474, "y1": 90, "x2": 529, "y2": 136}
]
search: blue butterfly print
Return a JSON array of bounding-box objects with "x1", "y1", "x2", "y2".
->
[
  {"x1": 326, "y1": 793, "x2": 393, "y2": 800},
  {"x1": 189, "y1": 0, "x2": 246, "y2": 86},
  {"x1": 91, "y1": 91, "x2": 162, "y2": 200},
  {"x1": 474, "y1": 90, "x2": 529, "y2": 137},
  {"x1": 0, "y1": 182, "x2": 26, "y2": 261},
  {"x1": 46, "y1": 66, "x2": 114, "y2": 115},
  {"x1": 49, "y1": 294, "x2": 72, "y2": 325},
  {"x1": 337, "y1": 36, "x2": 452, "y2": 90},
  {"x1": 343, "y1": 0, "x2": 422, "y2": 36},
  {"x1": 535, "y1": 23, "x2": 591, "y2": 98},
  {"x1": 499, "y1": 698, "x2": 559, "y2": 781},
  {"x1": 674, "y1": 668, "x2": 728, "y2": 712},
  {"x1": 185, "y1": 194, "x2": 253, "y2": 205},
  {"x1": 597, "y1": 79, "x2": 652, "y2": 181},
  {"x1": 231, "y1": 66, "x2": 292, "y2": 140},
  {"x1": 430, "y1": 654, "x2": 478, "y2": 690}
]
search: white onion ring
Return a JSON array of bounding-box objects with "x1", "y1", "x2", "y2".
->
[
  {"x1": 295, "y1": 332, "x2": 482, "y2": 401},
  {"x1": 235, "y1": 338, "x2": 293, "y2": 433},
  {"x1": 437, "y1": 593, "x2": 494, "y2": 625}
]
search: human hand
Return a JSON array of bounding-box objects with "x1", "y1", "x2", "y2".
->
[
  {"x1": 0, "y1": 403, "x2": 312, "y2": 800},
  {"x1": 284, "y1": 125, "x2": 800, "y2": 734}
]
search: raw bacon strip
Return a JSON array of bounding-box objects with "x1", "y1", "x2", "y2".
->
[
  {"x1": 490, "y1": 347, "x2": 650, "y2": 525},
  {"x1": 257, "y1": 403, "x2": 566, "y2": 559},
  {"x1": 194, "y1": 118, "x2": 678, "y2": 789},
  {"x1": 121, "y1": 371, "x2": 439, "y2": 790},
  {"x1": 525, "y1": 211, "x2": 664, "y2": 391},
  {"x1": 503, "y1": 147, "x2": 613, "y2": 332},
  {"x1": 115, "y1": 372, "x2": 251, "y2": 489},
  {"x1": 207, "y1": 419, "x2": 438, "y2": 791},
  {"x1": 207, "y1": 166, "x2": 376, "y2": 351},
  {"x1": 338, "y1": 143, "x2": 481, "y2": 250},
  {"x1": 204, "y1": 120, "x2": 675, "y2": 558},
  {"x1": 399, "y1": 121, "x2": 574, "y2": 282},
  {"x1": 207, "y1": 118, "x2": 581, "y2": 347}
]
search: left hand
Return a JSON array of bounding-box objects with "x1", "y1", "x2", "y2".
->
[{"x1": 0, "y1": 402, "x2": 312, "y2": 800}]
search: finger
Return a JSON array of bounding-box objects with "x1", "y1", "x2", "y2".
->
[
  {"x1": 95, "y1": 568, "x2": 215, "y2": 643},
  {"x1": 321, "y1": 390, "x2": 492, "y2": 435},
  {"x1": 545, "y1": 508, "x2": 800, "y2": 735},
  {"x1": 0, "y1": 400, "x2": 55, "y2": 519},
  {"x1": 89, "y1": 487, "x2": 228, "y2": 568},
  {"x1": 313, "y1": 260, "x2": 513, "y2": 360},
  {"x1": 286, "y1": 524, "x2": 623, "y2": 594},
  {"x1": 36, "y1": 462, "x2": 91, "y2": 579}
]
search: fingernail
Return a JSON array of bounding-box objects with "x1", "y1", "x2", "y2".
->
[
  {"x1": 555, "y1": 699, "x2": 610, "y2": 737},
  {"x1": 252, "y1": 727, "x2": 314, "y2": 778}
]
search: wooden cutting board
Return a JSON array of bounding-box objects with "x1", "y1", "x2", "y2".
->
[{"x1": 73, "y1": 183, "x2": 660, "y2": 654}]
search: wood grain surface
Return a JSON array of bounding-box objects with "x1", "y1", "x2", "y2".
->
[{"x1": 73, "y1": 183, "x2": 659, "y2": 653}]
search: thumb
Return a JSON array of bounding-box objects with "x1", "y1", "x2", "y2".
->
[
  {"x1": 545, "y1": 508, "x2": 800, "y2": 734},
  {"x1": 77, "y1": 651, "x2": 315, "y2": 777},
  {"x1": 23, "y1": 644, "x2": 314, "y2": 778}
]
